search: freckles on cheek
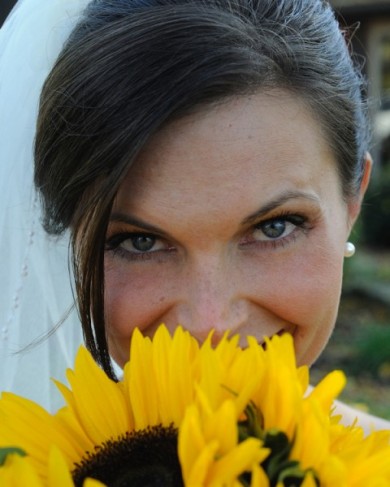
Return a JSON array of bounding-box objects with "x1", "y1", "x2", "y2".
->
[
  {"x1": 104, "y1": 262, "x2": 168, "y2": 337},
  {"x1": 268, "y1": 251, "x2": 343, "y2": 325}
]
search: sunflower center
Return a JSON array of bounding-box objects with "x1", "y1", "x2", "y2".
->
[{"x1": 72, "y1": 424, "x2": 183, "y2": 487}]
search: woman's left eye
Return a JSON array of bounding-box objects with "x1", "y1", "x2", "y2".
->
[{"x1": 253, "y1": 215, "x2": 306, "y2": 242}]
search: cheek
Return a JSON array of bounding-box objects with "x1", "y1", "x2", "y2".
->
[
  {"x1": 243, "y1": 243, "x2": 344, "y2": 365},
  {"x1": 278, "y1": 253, "x2": 343, "y2": 321},
  {"x1": 245, "y1": 238, "x2": 343, "y2": 312},
  {"x1": 104, "y1": 259, "x2": 172, "y2": 363},
  {"x1": 277, "y1": 250, "x2": 344, "y2": 363}
]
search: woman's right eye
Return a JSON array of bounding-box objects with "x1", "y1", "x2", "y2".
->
[
  {"x1": 125, "y1": 235, "x2": 157, "y2": 252},
  {"x1": 105, "y1": 232, "x2": 170, "y2": 260}
]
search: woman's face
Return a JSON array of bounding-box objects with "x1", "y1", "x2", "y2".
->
[{"x1": 104, "y1": 91, "x2": 362, "y2": 368}]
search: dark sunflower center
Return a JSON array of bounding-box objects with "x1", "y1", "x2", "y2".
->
[{"x1": 72, "y1": 424, "x2": 183, "y2": 487}]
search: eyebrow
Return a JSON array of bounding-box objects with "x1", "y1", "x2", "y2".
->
[
  {"x1": 242, "y1": 190, "x2": 321, "y2": 226},
  {"x1": 109, "y1": 190, "x2": 321, "y2": 234},
  {"x1": 109, "y1": 212, "x2": 170, "y2": 236}
]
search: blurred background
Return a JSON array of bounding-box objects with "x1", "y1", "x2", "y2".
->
[
  {"x1": 1, "y1": 0, "x2": 390, "y2": 417},
  {"x1": 311, "y1": 0, "x2": 390, "y2": 420}
]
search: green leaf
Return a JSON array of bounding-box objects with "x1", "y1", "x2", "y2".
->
[
  {"x1": 0, "y1": 447, "x2": 26, "y2": 466},
  {"x1": 277, "y1": 465, "x2": 305, "y2": 485},
  {"x1": 238, "y1": 402, "x2": 264, "y2": 443}
]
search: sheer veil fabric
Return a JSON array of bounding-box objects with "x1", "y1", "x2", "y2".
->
[{"x1": 0, "y1": 0, "x2": 89, "y2": 411}]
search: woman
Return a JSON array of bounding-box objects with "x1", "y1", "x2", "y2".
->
[{"x1": 3, "y1": 0, "x2": 389, "y2": 429}]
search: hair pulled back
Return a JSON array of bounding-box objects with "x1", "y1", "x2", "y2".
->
[{"x1": 35, "y1": 0, "x2": 369, "y2": 377}]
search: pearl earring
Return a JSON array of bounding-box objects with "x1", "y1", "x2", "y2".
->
[{"x1": 344, "y1": 242, "x2": 356, "y2": 258}]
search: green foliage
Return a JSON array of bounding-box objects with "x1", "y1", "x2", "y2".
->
[
  {"x1": 342, "y1": 246, "x2": 390, "y2": 290},
  {"x1": 347, "y1": 323, "x2": 390, "y2": 380},
  {"x1": 359, "y1": 166, "x2": 390, "y2": 248}
]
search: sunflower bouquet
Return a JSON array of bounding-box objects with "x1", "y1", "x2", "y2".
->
[{"x1": 0, "y1": 325, "x2": 389, "y2": 486}]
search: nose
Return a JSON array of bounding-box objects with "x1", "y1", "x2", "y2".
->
[{"x1": 173, "y1": 254, "x2": 250, "y2": 344}]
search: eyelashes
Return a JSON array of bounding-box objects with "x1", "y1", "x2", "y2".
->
[
  {"x1": 238, "y1": 212, "x2": 310, "y2": 250},
  {"x1": 255, "y1": 214, "x2": 307, "y2": 239},
  {"x1": 105, "y1": 212, "x2": 312, "y2": 262},
  {"x1": 106, "y1": 233, "x2": 157, "y2": 252},
  {"x1": 105, "y1": 232, "x2": 174, "y2": 262}
]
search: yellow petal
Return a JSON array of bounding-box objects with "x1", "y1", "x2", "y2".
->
[
  {"x1": 64, "y1": 347, "x2": 131, "y2": 444},
  {"x1": 48, "y1": 447, "x2": 74, "y2": 487},
  {"x1": 250, "y1": 463, "x2": 270, "y2": 487},
  {"x1": 301, "y1": 471, "x2": 318, "y2": 487},
  {"x1": 179, "y1": 404, "x2": 208, "y2": 483},
  {"x1": 308, "y1": 370, "x2": 346, "y2": 415},
  {"x1": 187, "y1": 441, "x2": 219, "y2": 487},
  {"x1": 0, "y1": 393, "x2": 73, "y2": 477},
  {"x1": 203, "y1": 400, "x2": 238, "y2": 455},
  {"x1": 126, "y1": 329, "x2": 159, "y2": 429},
  {"x1": 83, "y1": 479, "x2": 108, "y2": 487},
  {"x1": 0, "y1": 453, "x2": 42, "y2": 487},
  {"x1": 207, "y1": 438, "x2": 268, "y2": 484}
]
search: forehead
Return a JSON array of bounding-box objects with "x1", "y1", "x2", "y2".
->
[{"x1": 114, "y1": 91, "x2": 341, "y2": 219}]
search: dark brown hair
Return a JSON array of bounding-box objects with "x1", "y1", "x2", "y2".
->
[{"x1": 35, "y1": 0, "x2": 369, "y2": 378}]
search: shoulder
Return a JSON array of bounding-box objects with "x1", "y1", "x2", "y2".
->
[{"x1": 334, "y1": 399, "x2": 390, "y2": 435}]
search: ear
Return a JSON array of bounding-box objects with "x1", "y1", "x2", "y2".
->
[{"x1": 347, "y1": 152, "x2": 373, "y2": 229}]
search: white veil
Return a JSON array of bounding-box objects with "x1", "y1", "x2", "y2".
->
[{"x1": 0, "y1": 0, "x2": 89, "y2": 411}]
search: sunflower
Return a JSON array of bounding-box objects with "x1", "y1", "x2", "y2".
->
[
  {"x1": 0, "y1": 446, "x2": 103, "y2": 486},
  {"x1": 0, "y1": 325, "x2": 389, "y2": 486},
  {"x1": 178, "y1": 335, "x2": 349, "y2": 487},
  {"x1": 0, "y1": 326, "x2": 196, "y2": 486}
]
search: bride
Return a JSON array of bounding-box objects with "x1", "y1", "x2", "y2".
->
[{"x1": 1, "y1": 0, "x2": 389, "y2": 433}]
